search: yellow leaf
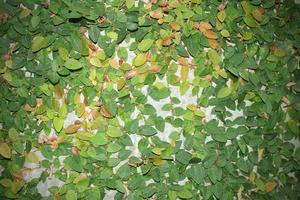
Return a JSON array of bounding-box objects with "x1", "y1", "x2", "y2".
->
[
  {"x1": 58, "y1": 48, "x2": 69, "y2": 61},
  {"x1": 133, "y1": 54, "x2": 147, "y2": 66},
  {"x1": 152, "y1": 157, "x2": 165, "y2": 165},
  {"x1": 249, "y1": 171, "x2": 256, "y2": 183},
  {"x1": 0, "y1": 143, "x2": 11, "y2": 159},
  {"x1": 216, "y1": 69, "x2": 228, "y2": 78},
  {"x1": 19, "y1": 8, "x2": 31, "y2": 18},
  {"x1": 241, "y1": 1, "x2": 252, "y2": 13},
  {"x1": 26, "y1": 152, "x2": 39, "y2": 163},
  {"x1": 274, "y1": 47, "x2": 286, "y2": 57},
  {"x1": 90, "y1": 57, "x2": 102, "y2": 67},
  {"x1": 187, "y1": 104, "x2": 197, "y2": 111},
  {"x1": 194, "y1": 110, "x2": 205, "y2": 117},
  {"x1": 152, "y1": 147, "x2": 162, "y2": 155},
  {"x1": 220, "y1": 29, "x2": 230, "y2": 37},
  {"x1": 242, "y1": 32, "x2": 253, "y2": 41},
  {"x1": 96, "y1": 51, "x2": 106, "y2": 60},
  {"x1": 217, "y1": 10, "x2": 226, "y2": 22},
  {"x1": 117, "y1": 78, "x2": 126, "y2": 90},
  {"x1": 181, "y1": 65, "x2": 189, "y2": 81}
]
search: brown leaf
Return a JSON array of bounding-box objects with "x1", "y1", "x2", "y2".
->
[
  {"x1": 208, "y1": 39, "x2": 219, "y2": 49},
  {"x1": 149, "y1": 8, "x2": 164, "y2": 19},
  {"x1": 252, "y1": 8, "x2": 263, "y2": 22},
  {"x1": 258, "y1": 148, "x2": 263, "y2": 162},
  {"x1": 264, "y1": 181, "x2": 277, "y2": 192},
  {"x1": 194, "y1": 22, "x2": 212, "y2": 32},
  {"x1": 148, "y1": 65, "x2": 161, "y2": 73},
  {"x1": 100, "y1": 107, "x2": 113, "y2": 118},
  {"x1": 170, "y1": 21, "x2": 181, "y2": 31},
  {"x1": 125, "y1": 69, "x2": 138, "y2": 79},
  {"x1": 53, "y1": 85, "x2": 64, "y2": 99},
  {"x1": 178, "y1": 57, "x2": 188, "y2": 66},
  {"x1": 65, "y1": 124, "x2": 80, "y2": 134},
  {"x1": 203, "y1": 30, "x2": 218, "y2": 39},
  {"x1": 24, "y1": 104, "x2": 36, "y2": 112}
]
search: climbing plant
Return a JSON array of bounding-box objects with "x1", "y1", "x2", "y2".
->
[{"x1": 0, "y1": 0, "x2": 300, "y2": 199}]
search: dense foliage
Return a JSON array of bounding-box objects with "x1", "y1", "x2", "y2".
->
[{"x1": 0, "y1": 0, "x2": 300, "y2": 199}]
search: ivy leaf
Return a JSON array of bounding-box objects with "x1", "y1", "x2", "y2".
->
[
  {"x1": 138, "y1": 39, "x2": 154, "y2": 52},
  {"x1": 65, "y1": 58, "x2": 83, "y2": 70},
  {"x1": 0, "y1": 143, "x2": 11, "y2": 159}
]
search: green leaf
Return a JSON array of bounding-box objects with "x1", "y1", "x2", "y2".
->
[
  {"x1": 66, "y1": 190, "x2": 77, "y2": 200},
  {"x1": 139, "y1": 125, "x2": 157, "y2": 136},
  {"x1": 106, "y1": 126, "x2": 123, "y2": 138},
  {"x1": 126, "y1": 0, "x2": 134, "y2": 9},
  {"x1": 92, "y1": 132, "x2": 108, "y2": 146},
  {"x1": 208, "y1": 49, "x2": 221, "y2": 65},
  {"x1": 138, "y1": 39, "x2": 154, "y2": 52},
  {"x1": 180, "y1": 81, "x2": 190, "y2": 96},
  {"x1": 31, "y1": 36, "x2": 47, "y2": 52},
  {"x1": 31, "y1": 15, "x2": 40, "y2": 28},
  {"x1": 0, "y1": 143, "x2": 11, "y2": 159},
  {"x1": 216, "y1": 87, "x2": 232, "y2": 98},
  {"x1": 220, "y1": 29, "x2": 230, "y2": 37},
  {"x1": 177, "y1": 188, "x2": 193, "y2": 199},
  {"x1": 53, "y1": 117, "x2": 64, "y2": 132},
  {"x1": 211, "y1": 128, "x2": 227, "y2": 143},
  {"x1": 176, "y1": 150, "x2": 191, "y2": 165},
  {"x1": 187, "y1": 165, "x2": 206, "y2": 184},
  {"x1": 65, "y1": 58, "x2": 83, "y2": 70},
  {"x1": 243, "y1": 14, "x2": 257, "y2": 27},
  {"x1": 88, "y1": 26, "x2": 100, "y2": 43}
]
